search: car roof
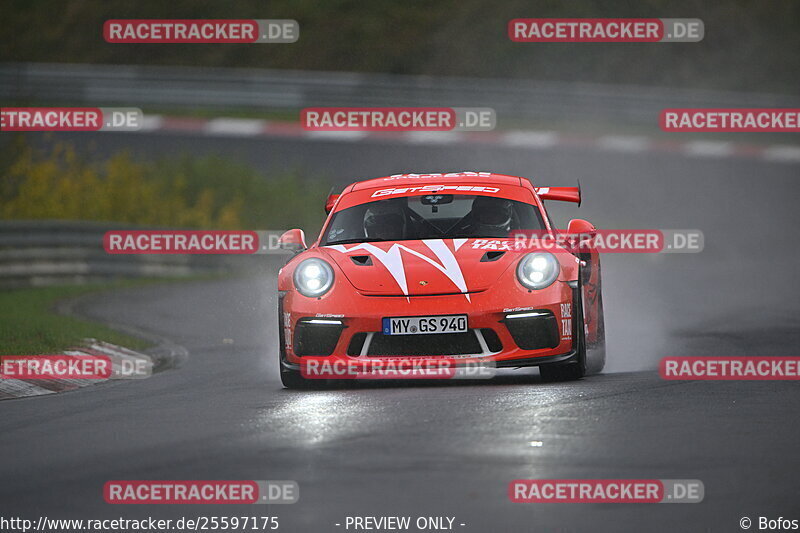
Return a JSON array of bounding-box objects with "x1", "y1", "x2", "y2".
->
[{"x1": 348, "y1": 172, "x2": 527, "y2": 192}]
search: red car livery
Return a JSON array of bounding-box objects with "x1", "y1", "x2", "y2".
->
[{"x1": 276, "y1": 172, "x2": 605, "y2": 388}]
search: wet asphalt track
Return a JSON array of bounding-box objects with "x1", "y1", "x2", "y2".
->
[{"x1": 2, "y1": 132, "x2": 800, "y2": 532}]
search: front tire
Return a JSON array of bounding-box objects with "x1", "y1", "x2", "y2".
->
[
  {"x1": 539, "y1": 360, "x2": 585, "y2": 382},
  {"x1": 539, "y1": 288, "x2": 588, "y2": 383},
  {"x1": 277, "y1": 293, "x2": 324, "y2": 389}
]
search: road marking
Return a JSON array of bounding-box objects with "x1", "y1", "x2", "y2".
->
[
  {"x1": 502, "y1": 130, "x2": 560, "y2": 148},
  {"x1": 205, "y1": 118, "x2": 267, "y2": 136},
  {"x1": 684, "y1": 141, "x2": 735, "y2": 157},
  {"x1": 597, "y1": 135, "x2": 650, "y2": 152}
]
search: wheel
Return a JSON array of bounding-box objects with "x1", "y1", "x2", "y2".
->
[
  {"x1": 539, "y1": 360, "x2": 585, "y2": 382},
  {"x1": 277, "y1": 294, "x2": 324, "y2": 389},
  {"x1": 585, "y1": 291, "x2": 606, "y2": 375},
  {"x1": 539, "y1": 288, "x2": 587, "y2": 383}
]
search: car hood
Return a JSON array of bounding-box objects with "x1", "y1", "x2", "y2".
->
[{"x1": 321, "y1": 238, "x2": 520, "y2": 296}]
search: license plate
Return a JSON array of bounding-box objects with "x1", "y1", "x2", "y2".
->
[{"x1": 382, "y1": 315, "x2": 468, "y2": 335}]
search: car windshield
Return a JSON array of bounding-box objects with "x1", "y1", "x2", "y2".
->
[{"x1": 322, "y1": 194, "x2": 545, "y2": 245}]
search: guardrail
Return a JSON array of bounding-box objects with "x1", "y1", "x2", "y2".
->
[
  {"x1": 2, "y1": 62, "x2": 798, "y2": 125},
  {"x1": 0, "y1": 221, "x2": 280, "y2": 288}
]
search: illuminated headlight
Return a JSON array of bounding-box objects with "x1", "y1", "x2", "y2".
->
[
  {"x1": 516, "y1": 252, "x2": 560, "y2": 290},
  {"x1": 294, "y1": 258, "x2": 334, "y2": 297}
]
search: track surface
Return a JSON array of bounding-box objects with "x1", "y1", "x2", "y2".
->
[{"x1": 2, "y1": 132, "x2": 800, "y2": 532}]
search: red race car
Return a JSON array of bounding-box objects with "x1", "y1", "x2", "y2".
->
[{"x1": 276, "y1": 172, "x2": 605, "y2": 388}]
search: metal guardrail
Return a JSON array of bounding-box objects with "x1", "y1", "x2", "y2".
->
[
  {"x1": 0, "y1": 221, "x2": 279, "y2": 288},
  {"x1": 2, "y1": 62, "x2": 798, "y2": 125}
]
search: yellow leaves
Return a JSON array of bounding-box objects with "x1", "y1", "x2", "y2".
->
[
  {"x1": 1, "y1": 138, "x2": 331, "y2": 234},
  {"x1": 0, "y1": 140, "x2": 246, "y2": 229}
]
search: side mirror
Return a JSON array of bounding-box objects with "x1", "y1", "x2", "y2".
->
[
  {"x1": 325, "y1": 193, "x2": 340, "y2": 214},
  {"x1": 278, "y1": 229, "x2": 307, "y2": 253},
  {"x1": 567, "y1": 218, "x2": 596, "y2": 236}
]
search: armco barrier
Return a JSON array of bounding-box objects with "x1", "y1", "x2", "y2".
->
[
  {"x1": 2, "y1": 62, "x2": 798, "y2": 125},
  {"x1": 0, "y1": 221, "x2": 281, "y2": 287}
]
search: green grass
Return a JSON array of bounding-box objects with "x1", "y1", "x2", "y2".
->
[{"x1": 0, "y1": 282, "x2": 153, "y2": 355}]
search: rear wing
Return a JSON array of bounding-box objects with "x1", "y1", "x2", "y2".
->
[{"x1": 534, "y1": 186, "x2": 581, "y2": 206}]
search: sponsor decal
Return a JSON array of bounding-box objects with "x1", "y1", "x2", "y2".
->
[
  {"x1": 371, "y1": 185, "x2": 501, "y2": 197},
  {"x1": 560, "y1": 303, "x2": 572, "y2": 340},
  {"x1": 503, "y1": 307, "x2": 535, "y2": 313},
  {"x1": 472, "y1": 239, "x2": 514, "y2": 250},
  {"x1": 384, "y1": 172, "x2": 493, "y2": 181},
  {"x1": 284, "y1": 312, "x2": 293, "y2": 350}
]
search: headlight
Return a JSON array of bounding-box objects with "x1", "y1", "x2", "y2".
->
[
  {"x1": 517, "y1": 252, "x2": 560, "y2": 290},
  {"x1": 294, "y1": 258, "x2": 334, "y2": 297}
]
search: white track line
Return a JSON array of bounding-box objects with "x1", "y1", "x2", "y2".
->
[
  {"x1": 205, "y1": 118, "x2": 267, "y2": 136},
  {"x1": 762, "y1": 145, "x2": 800, "y2": 163},
  {"x1": 501, "y1": 130, "x2": 560, "y2": 148},
  {"x1": 403, "y1": 131, "x2": 464, "y2": 144},
  {"x1": 139, "y1": 114, "x2": 164, "y2": 131},
  {"x1": 597, "y1": 135, "x2": 651, "y2": 153},
  {"x1": 304, "y1": 130, "x2": 368, "y2": 141},
  {"x1": 684, "y1": 141, "x2": 735, "y2": 158}
]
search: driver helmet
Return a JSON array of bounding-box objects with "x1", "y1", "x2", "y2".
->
[
  {"x1": 363, "y1": 199, "x2": 406, "y2": 240},
  {"x1": 471, "y1": 196, "x2": 513, "y2": 236}
]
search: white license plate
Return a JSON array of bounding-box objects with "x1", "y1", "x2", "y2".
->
[{"x1": 382, "y1": 315, "x2": 468, "y2": 335}]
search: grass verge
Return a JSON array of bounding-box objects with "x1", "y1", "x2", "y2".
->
[{"x1": 0, "y1": 282, "x2": 155, "y2": 355}]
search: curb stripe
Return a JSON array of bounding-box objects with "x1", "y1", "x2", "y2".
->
[
  {"x1": 140, "y1": 116, "x2": 800, "y2": 164},
  {"x1": 0, "y1": 340, "x2": 154, "y2": 401}
]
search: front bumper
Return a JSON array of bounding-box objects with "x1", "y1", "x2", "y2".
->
[{"x1": 280, "y1": 278, "x2": 578, "y2": 369}]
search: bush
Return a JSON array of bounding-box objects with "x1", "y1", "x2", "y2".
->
[{"x1": 0, "y1": 136, "x2": 331, "y2": 233}]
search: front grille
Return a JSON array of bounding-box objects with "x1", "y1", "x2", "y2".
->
[
  {"x1": 366, "y1": 331, "x2": 483, "y2": 356},
  {"x1": 293, "y1": 320, "x2": 344, "y2": 356},
  {"x1": 504, "y1": 311, "x2": 560, "y2": 350},
  {"x1": 480, "y1": 328, "x2": 503, "y2": 352},
  {"x1": 347, "y1": 332, "x2": 368, "y2": 355}
]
